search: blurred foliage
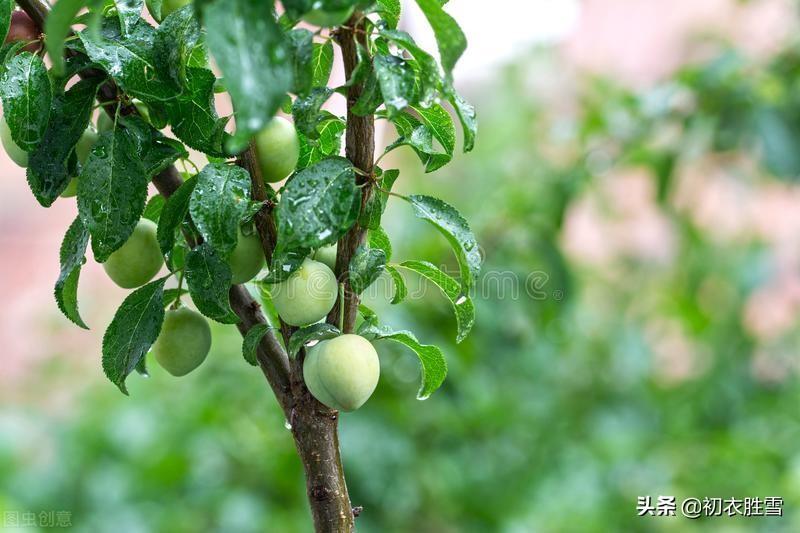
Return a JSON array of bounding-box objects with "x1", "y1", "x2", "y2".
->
[{"x1": 5, "y1": 29, "x2": 800, "y2": 533}]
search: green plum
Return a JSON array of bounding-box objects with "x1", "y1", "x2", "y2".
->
[
  {"x1": 303, "y1": 334, "x2": 380, "y2": 412},
  {"x1": 152, "y1": 307, "x2": 212, "y2": 377},
  {"x1": 254, "y1": 117, "x2": 300, "y2": 183},
  {"x1": 314, "y1": 244, "x2": 338, "y2": 271},
  {"x1": 270, "y1": 258, "x2": 337, "y2": 327},
  {"x1": 61, "y1": 127, "x2": 98, "y2": 198},
  {"x1": 147, "y1": 0, "x2": 192, "y2": 22},
  {"x1": 103, "y1": 219, "x2": 164, "y2": 289},
  {"x1": 303, "y1": 6, "x2": 355, "y2": 27},
  {"x1": 0, "y1": 116, "x2": 28, "y2": 167},
  {"x1": 230, "y1": 228, "x2": 266, "y2": 284}
]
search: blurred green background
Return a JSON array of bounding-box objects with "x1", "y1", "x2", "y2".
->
[{"x1": 4, "y1": 1, "x2": 800, "y2": 532}]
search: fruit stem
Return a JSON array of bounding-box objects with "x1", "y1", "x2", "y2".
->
[{"x1": 172, "y1": 269, "x2": 185, "y2": 310}]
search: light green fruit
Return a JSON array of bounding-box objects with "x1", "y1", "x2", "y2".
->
[
  {"x1": 103, "y1": 219, "x2": 164, "y2": 289},
  {"x1": 61, "y1": 128, "x2": 98, "y2": 198},
  {"x1": 152, "y1": 307, "x2": 212, "y2": 377},
  {"x1": 254, "y1": 117, "x2": 300, "y2": 183},
  {"x1": 313, "y1": 244, "x2": 338, "y2": 271},
  {"x1": 230, "y1": 229, "x2": 266, "y2": 284},
  {"x1": 303, "y1": 6, "x2": 355, "y2": 27},
  {"x1": 270, "y1": 258, "x2": 337, "y2": 327},
  {"x1": 147, "y1": 0, "x2": 192, "y2": 22},
  {"x1": 303, "y1": 334, "x2": 380, "y2": 412},
  {"x1": 0, "y1": 116, "x2": 28, "y2": 167}
]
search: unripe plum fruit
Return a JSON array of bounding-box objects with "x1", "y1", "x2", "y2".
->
[
  {"x1": 0, "y1": 116, "x2": 28, "y2": 167},
  {"x1": 314, "y1": 244, "x2": 337, "y2": 271},
  {"x1": 303, "y1": 6, "x2": 355, "y2": 27},
  {"x1": 5, "y1": 12, "x2": 40, "y2": 53},
  {"x1": 152, "y1": 307, "x2": 212, "y2": 376},
  {"x1": 61, "y1": 127, "x2": 98, "y2": 198},
  {"x1": 146, "y1": 0, "x2": 192, "y2": 22},
  {"x1": 229, "y1": 228, "x2": 266, "y2": 284},
  {"x1": 270, "y1": 258, "x2": 337, "y2": 327},
  {"x1": 303, "y1": 334, "x2": 380, "y2": 412},
  {"x1": 254, "y1": 117, "x2": 300, "y2": 183},
  {"x1": 103, "y1": 219, "x2": 164, "y2": 289}
]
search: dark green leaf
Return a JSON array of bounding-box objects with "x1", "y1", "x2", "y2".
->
[
  {"x1": 385, "y1": 264, "x2": 406, "y2": 304},
  {"x1": 117, "y1": 114, "x2": 189, "y2": 176},
  {"x1": 188, "y1": 163, "x2": 252, "y2": 256},
  {"x1": 311, "y1": 41, "x2": 334, "y2": 88},
  {"x1": 0, "y1": 0, "x2": 11, "y2": 43},
  {"x1": 276, "y1": 156, "x2": 358, "y2": 250},
  {"x1": 288, "y1": 28, "x2": 313, "y2": 95},
  {"x1": 386, "y1": 111, "x2": 451, "y2": 172},
  {"x1": 162, "y1": 287, "x2": 187, "y2": 308},
  {"x1": 448, "y1": 89, "x2": 476, "y2": 152},
  {"x1": 115, "y1": 0, "x2": 145, "y2": 35},
  {"x1": 142, "y1": 194, "x2": 165, "y2": 223},
  {"x1": 55, "y1": 217, "x2": 91, "y2": 329},
  {"x1": 404, "y1": 194, "x2": 481, "y2": 292},
  {"x1": 185, "y1": 243, "x2": 239, "y2": 323},
  {"x1": 154, "y1": 4, "x2": 205, "y2": 88},
  {"x1": 78, "y1": 128, "x2": 149, "y2": 262},
  {"x1": 360, "y1": 168, "x2": 398, "y2": 229},
  {"x1": 264, "y1": 245, "x2": 310, "y2": 283},
  {"x1": 349, "y1": 246, "x2": 387, "y2": 294},
  {"x1": 157, "y1": 175, "x2": 196, "y2": 255},
  {"x1": 380, "y1": 29, "x2": 441, "y2": 107},
  {"x1": 292, "y1": 87, "x2": 334, "y2": 138},
  {"x1": 0, "y1": 52, "x2": 52, "y2": 151},
  {"x1": 166, "y1": 67, "x2": 228, "y2": 156},
  {"x1": 413, "y1": 104, "x2": 455, "y2": 156},
  {"x1": 368, "y1": 225, "x2": 392, "y2": 261},
  {"x1": 288, "y1": 323, "x2": 340, "y2": 358},
  {"x1": 375, "y1": 0, "x2": 401, "y2": 28},
  {"x1": 203, "y1": 0, "x2": 292, "y2": 151},
  {"x1": 414, "y1": 0, "x2": 466, "y2": 78},
  {"x1": 373, "y1": 53, "x2": 416, "y2": 117},
  {"x1": 46, "y1": 0, "x2": 89, "y2": 76},
  {"x1": 297, "y1": 114, "x2": 345, "y2": 170},
  {"x1": 242, "y1": 323, "x2": 272, "y2": 366},
  {"x1": 102, "y1": 276, "x2": 168, "y2": 394}
]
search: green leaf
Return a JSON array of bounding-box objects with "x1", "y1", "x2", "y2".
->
[
  {"x1": 414, "y1": 0, "x2": 466, "y2": 78},
  {"x1": 78, "y1": 128, "x2": 149, "y2": 262},
  {"x1": 0, "y1": 52, "x2": 52, "y2": 152},
  {"x1": 157, "y1": 175, "x2": 196, "y2": 255},
  {"x1": 117, "y1": 114, "x2": 189, "y2": 176},
  {"x1": 386, "y1": 111, "x2": 451, "y2": 172},
  {"x1": 368, "y1": 225, "x2": 392, "y2": 261},
  {"x1": 27, "y1": 78, "x2": 99, "y2": 206},
  {"x1": 380, "y1": 29, "x2": 441, "y2": 107},
  {"x1": 404, "y1": 195, "x2": 481, "y2": 292},
  {"x1": 142, "y1": 194, "x2": 165, "y2": 223},
  {"x1": 46, "y1": 0, "x2": 89, "y2": 77},
  {"x1": 242, "y1": 323, "x2": 272, "y2": 366},
  {"x1": 0, "y1": 0, "x2": 11, "y2": 43},
  {"x1": 413, "y1": 104, "x2": 455, "y2": 156},
  {"x1": 165, "y1": 67, "x2": 228, "y2": 156},
  {"x1": 384, "y1": 264, "x2": 406, "y2": 304},
  {"x1": 55, "y1": 217, "x2": 91, "y2": 329},
  {"x1": 448, "y1": 89, "x2": 476, "y2": 152},
  {"x1": 398, "y1": 260, "x2": 474, "y2": 342},
  {"x1": 162, "y1": 287, "x2": 187, "y2": 308},
  {"x1": 311, "y1": 41, "x2": 334, "y2": 88},
  {"x1": 373, "y1": 53, "x2": 416, "y2": 117},
  {"x1": 184, "y1": 243, "x2": 239, "y2": 323},
  {"x1": 292, "y1": 87, "x2": 334, "y2": 138},
  {"x1": 287, "y1": 28, "x2": 313, "y2": 95},
  {"x1": 189, "y1": 163, "x2": 252, "y2": 256},
  {"x1": 297, "y1": 114, "x2": 345, "y2": 170},
  {"x1": 362, "y1": 324, "x2": 447, "y2": 400},
  {"x1": 115, "y1": 0, "x2": 145, "y2": 35},
  {"x1": 102, "y1": 276, "x2": 168, "y2": 394},
  {"x1": 79, "y1": 16, "x2": 178, "y2": 102},
  {"x1": 154, "y1": 4, "x2": 205, "y2": 89},
  {"x1": 349, "y1": 246, "x2": 387, "y2": 295},
  {"x1": 203, "y1": 0, "x2": 292, "y2": 152},
  {"x1": 264, "y1": 246, "x2": 310, "y2": 283},
  {"x1": 358, "y1": 303, "x2": 378, "y2": 329},
  {"x1": 360, "y1": 168, "x2": 398, "y2": 229},
  {"x1": 375, "y1": 0, "x2": 401, "y2": 28},
  {"x1": 288, "y1": 323, "x2": 340, "y2": 358},
  {"x1": 275, "y1": 156, "x2": 359, "y2": 250}
]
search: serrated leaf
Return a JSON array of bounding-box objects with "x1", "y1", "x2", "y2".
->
[
  {"x1": 115, "y1": 0, "x2": 145, "y2": 35},
  {"x1": 157, "y1": 175, "x2": 196, "y2": 255},
  {"x1": 414, "y1": 0, "x2": 466, "y2": 78},
  {"x1": 78, "y1": 128, "x2": 149, "y2": 262},
  {"x1": 398, "y1": 260, "x2": 474, "y2": 342},
  {"x1": 117, "y1": 114, "x2": 189, "y2": 176},
  {"x1": 292, "y1": 87, "x2": 334, "y2": 138},
  {"x1": 288, "y1": 28, "x2": 313, "y2": 95},
  {"x1": 349, "y1": 246, "x2": 386, "y2": 295},
  {"x1": 380, "y1": 29, "x2": 441, "y2": 107},
  {"x1": 311, "y1": 41, "x2": 334, "y2": 88},
  {"x1": 203, "y1": 0, "x2": 292, "y2": 152},
  {"x1": 27, "y1": 78, "x2": 99, "y2": 206},
  {"x1": 384, "y1": 264, "x2": 406, "y2": 304},
  {"x1": 368, "y1": 225, "x2": 392, "y2": 261},
  {"x1": 46, "y1": 0, "x2": 90, "y2": 76},
  {"x1": 362, "y1": 324, "x2": 446, "y2": 399},
  {"x1": 288, "y1": 323, "x2": 340, "y2": 358},
  {"x1": 297, "y1": 114, "x2": 345, "y2": 169},
  {"x1": 448, "y1": 89, "x2": 476, "y2": 152},
  {"x1": 185, "y1": 243, "x2": 239, "y2": 323},
  {"x1": 404, "y1": 195, "x2": 480, "y2": 292},
  {"x1": 375, "y1": 0, "x2": 401, "y2": 28},
  {"x1": 142, "y1": 194, "x2": 165, "y2": 223},
  {"x1": 360, "y1": 168, "x2": 398, "y2": 229},
  {"x1": 102, "y1": 276, "x2": 168, "y2": 394},
  {"x1": 166, "y1": 67, "x2": 228, "y2": 156},
  {"x1": 373, "y1": 53, "x2": 416, "y2": 117},
  {"x1": 276, "y1": 156, "x2": 358, "y2": 250},
  {"x1": 189, "y1": 163, "x2": 251, "y2": 255},
  {"x1": 386, "y1": 112, "x2": 450, "y2": 172},
  {"x1": 413, "y1": 104, "x2": 455, "y2": 156},
  {"x1": 0, "y1": 52, "x2": 52, "y2": 152},
  {"x1": 162, "y1": 287, "x2": 187, "y2": 308},
  {"x1": 154, "y1": 4, "x2": 205, "y2": 89},
  {"x1": 242, "y1": 323, "x2": 272, "y2": 366},
  {"x1": 55, "y1": 217, "x2": 91, "y2": 329}
]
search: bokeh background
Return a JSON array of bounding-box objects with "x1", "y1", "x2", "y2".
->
[{"x1": 3, "y1": 0, "x2": 800, "y2": 531}]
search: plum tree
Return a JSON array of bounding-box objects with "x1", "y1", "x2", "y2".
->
[
  {"x1": 0, "y1": 116, "x2": 27, "y2": 167},
  {"x1": 314, "y1": 244, "x2": 337, "y2": 271},
  {"x1": 303, "y1": 6, "x2": 355, "y2": 27},
  {"x1": 146, "y1": 0, "x2": 192, "y2": 22},
  {"x1": 229, "y1": 228, "x2": 265, "y2": 284},
  {"x1": 152, "y1": 306, "x2": 212, "y2": 376},
  {"x1": 103, "y1": 219, "x2": 164, "y2": 288},
  {"x1": 5, "y1": 11, "x2": 39, "y2": 52},
  {"x1": 270, "y1": 258, "x2": 337, "y2": 326},
  {"x1": 303, "y1": 334, "x2": 380, "y2": 411},
  {"x1": 253, "y1": 116, "x2": 299, "y2": 183},
  {"x1": 61, "y1": 127, "x2": 97, "y2": 198}
]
